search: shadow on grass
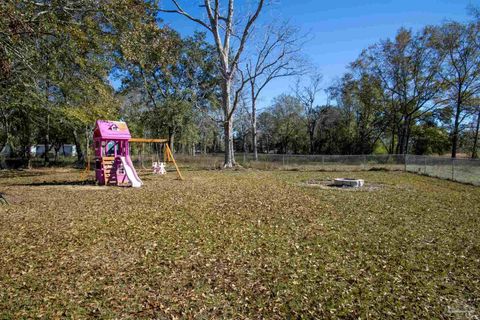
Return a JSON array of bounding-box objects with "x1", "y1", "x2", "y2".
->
[
  {"x1": 0, "y1": 170, "x2": 51, "y2": 179},
  {"x1": 11, "y1": 180, "x2": 97, "y2": 187}
]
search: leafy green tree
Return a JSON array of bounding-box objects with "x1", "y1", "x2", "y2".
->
[
  {"x1": 267, "y1": 94, "x2": 306, "y2": 154},
  {"x1": 119, "y1": 28, "x2": 220, "y2": 153},
  {"x1": 410, "y1": 114, "x2": 450, "y2": 155},
  {"x1": 257, "y1": 111, "x2": 275, "y2": 154},
  {"x1": 313, "y1": 106, "x2": 346, "y2": 154},
  {"x1": 0, "y1": 0, "x2": 152, "y2": 165},
  {"x1": 360, "y1": 28, "x2": 444, "y2": 154},
  {"x1": 328, "y1": 71, "x2": 388, "y2": 154}
]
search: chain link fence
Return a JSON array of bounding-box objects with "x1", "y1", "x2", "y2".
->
[
  {"x1": 174, "y1": 153, "x2": 406, "y2": 171},
  {"x1": 172, "y1": 153, "x2": 480, "y2": 186},
  {"x1": 1, "y1": 152, "x2": 479, "y2": 185},
  {"x1": 405, "y1": 155, "x2": 480, "y2": 185}
]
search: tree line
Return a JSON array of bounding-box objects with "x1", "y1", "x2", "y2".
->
[
  {"x1": 237, "y1": 16, "x2": 480, "y2": 158},
  {"x1": 1, "y1": 1, "x2": 479, "y2": 169},
  {"x1": 1, "y1": 0, "x2": 158, "y2": 164}
]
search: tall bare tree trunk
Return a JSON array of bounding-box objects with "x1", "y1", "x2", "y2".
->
[
  {"x1": 398, "y1": 114, "x2": 410, "y2": 155},
  {"x1": 23, "y1": 116, "x2": 32, "y2": 168},
  {"x1": 44, "y1": 114, "x2": 49, "y2": 165},
  {"x1": 472, "y1": 108, "x2": 480, "y2": 159},
  {"x1": 202, "y1": 134, "x2": 207, "y2": 154},
  {"x1": 242, "y1": 133, "x2": 247, "y2": 153},
  {"x1": 73, "y1": 128, "x2": 84, "y2": 165},
  {"x1": 399, "y1": 121, "x2": 406, "y2": 155},
  {"x1": 160, "y1": 0, "x2": 265, "y2": 168},
  {"x1": 308, "y1": 124, "x2": 315, "y2": 154},
  {"x1": 404, "y1": 117, "x2": 412, "y2": 155},
  {"x1": 224, "y1": 117, "x2": 234, "y2": 167},
  {"x1": 168, "y1": 127, "x2": 175, "y2": 154},
  {"x1": 251, "y1": 84, "x2": 258, "y2": 161},
  {"x1": 222, "y1": 79, "x2": 235, "y2": 167},
  {"x1": 26, "y1": 144, "x2": 32, "y2": 169},
  {"x1": 451, "y1": 95, "x2": 462, "y2": 158},
  {"x1": 390, "y1": 118, "x2": 396, "y2": 154}
]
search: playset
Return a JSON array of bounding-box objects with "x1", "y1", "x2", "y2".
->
[{"x1": 91, "y1": 120, "x2": 182, "y2": 188}]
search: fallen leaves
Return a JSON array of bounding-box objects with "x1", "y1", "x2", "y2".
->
[{"x1": 0, "y1": 169, "x2": 479, "y2": 318}]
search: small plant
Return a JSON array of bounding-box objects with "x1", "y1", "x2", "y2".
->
[{"x1": 0, "y1": 193, "x2": 8, "y2": 205}]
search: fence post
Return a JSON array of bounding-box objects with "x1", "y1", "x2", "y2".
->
[
  {"x1": 282, "y1": 154, "x2": 285, "y2": 167},
  {"x1": 424, "y1": 156, "x2": 427, "y2": 175},
  {"x1": 404, "y1": 154, "x2": 407, "y2": 172}
]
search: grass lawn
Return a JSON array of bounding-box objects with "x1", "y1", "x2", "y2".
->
[{"x1": 0, "y1": 168, "x2": 479, "y2": 318}]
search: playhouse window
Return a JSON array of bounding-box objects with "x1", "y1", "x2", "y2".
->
[{"x1": 106, "y1": 141, "x2": 116, "y2": 156}]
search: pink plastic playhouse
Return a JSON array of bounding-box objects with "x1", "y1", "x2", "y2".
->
[{"x1": 93, "y1": 120, "x2": 143, "y2": 187}]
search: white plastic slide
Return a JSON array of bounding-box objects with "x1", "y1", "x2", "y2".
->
[{"x1": 120, "y1": 156, "x2": 143, "y2": 188}]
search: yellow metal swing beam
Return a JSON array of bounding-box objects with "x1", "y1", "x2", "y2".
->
[{"x1": 129, "y1": 138, "x2": 184, "y2": 180}]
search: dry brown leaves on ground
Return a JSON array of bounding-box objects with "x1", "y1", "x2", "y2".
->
[{"x1": 0, "y1": 168, "x2": 479, "y2": 318}]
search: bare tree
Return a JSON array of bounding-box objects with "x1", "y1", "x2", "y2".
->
[
  {"x1": 234, "y1": 93, "x2": 252, "y2": 153},
  {"x1": 245, "y1": 22, "x2": 306, "y2": 160},
  {"x1": 160, "y1": 0, "x2": 266, "y2": 167},
  {"x1": 295, "y1": 71, "x2": 323, "y2": 154},
  {"x1": 434, "y1": 22, "x2": 480, "y2": 158}
]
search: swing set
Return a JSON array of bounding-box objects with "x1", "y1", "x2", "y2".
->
[{"x1": 129, "y1": 138, "x2": 184, "y2": 180}]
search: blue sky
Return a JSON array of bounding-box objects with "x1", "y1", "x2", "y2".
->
[{"x1": 118, "y1": 0, "x2": 474, "y2": 110}]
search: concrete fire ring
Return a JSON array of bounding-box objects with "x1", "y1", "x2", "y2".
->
[{"x1": 333, "y1": 178, "x2": 365, "y2": 188}]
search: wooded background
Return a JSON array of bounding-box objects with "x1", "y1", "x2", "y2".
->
[{"x1": 1, "y1": 1, "x2": 480, "y2": 167}]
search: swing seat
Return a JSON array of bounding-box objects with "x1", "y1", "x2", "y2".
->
[
  {"x1": 158, "y1": 162, "x2": 166, "y2": 175},
  {"x1": 152, "y1": 161, "x2": 166, "y2": 174},
  {"x1": 152, "y1": 161, "x2": 160, "y2": 174}
]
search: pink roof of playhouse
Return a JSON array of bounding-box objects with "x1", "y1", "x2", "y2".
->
[{"x1": 94, "y1": 120, "x2": 131, "y2": 140}]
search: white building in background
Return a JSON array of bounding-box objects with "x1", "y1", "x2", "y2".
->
[{"x1": 30, "y1": 144, "x2": 77, "y2": 157}]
